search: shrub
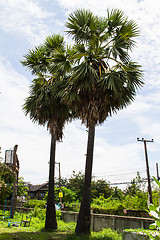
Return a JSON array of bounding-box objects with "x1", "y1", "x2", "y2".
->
[
  {"x1": 92, "y1": 196, "x2": 125, "y2": 215},
  {"x1": 64, "y1": 228, "x2": 122, "y2": 239},
  {"x1": 123, "y1": 193, "x2": 147, "y2": 211},
  {"x1": 23, "y1": 199, "x2": 46, "y2": 209},
  {"x1": 44, "y1": 186, "x2": 77, "y2": 203},
  {"x1": 91, "y1": 228, "x2": 122, "y2": 240}
]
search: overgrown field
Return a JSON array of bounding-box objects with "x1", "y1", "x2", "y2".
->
[{"x1": 0, "y1": 210, "x2": 122, "y2": 240}]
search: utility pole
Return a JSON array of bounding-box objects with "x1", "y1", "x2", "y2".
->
[
  {"x1": 55, "y1": 162, "x2": 62, "y2": 203},
  {"x1": 137, "y1": 138, "x2": 153, "y2": 204},
  {"x1": 156, "y1": 163, "x2": 160, "y2": 205},
  {"x1": 156, "y1": 163, "x2": 160, "y2": 181},
  {"x1": 11, "y1": 145, "x2": 19, "y2": 218}
]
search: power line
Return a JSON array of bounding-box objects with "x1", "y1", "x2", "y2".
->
[{"x1": 108, "y1": 178, "x2": 153, "y2": 186}]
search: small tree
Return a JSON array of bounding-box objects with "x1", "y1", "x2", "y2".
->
[
  {"x1": 17, "y1": 177, "x2": 28, "y2": 199},
  {"x1": 0, "y1": 162, "x2": 15, "y2": 204}
]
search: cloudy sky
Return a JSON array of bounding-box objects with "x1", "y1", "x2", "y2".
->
[{"x1": 0, "y1": 0, "x2": 160, "y2": 187}]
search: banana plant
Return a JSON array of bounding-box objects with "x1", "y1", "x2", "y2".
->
[{"x1": 148, "y1": 177, "x2": 160, "y2": 239}]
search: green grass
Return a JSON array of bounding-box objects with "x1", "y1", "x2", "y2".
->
[
  {"x1": 123, "y1": 228, "x2": 160, "y2": 239},
  {"x1": 0, "y1": 210, "x2": 122, "y2": 240}
]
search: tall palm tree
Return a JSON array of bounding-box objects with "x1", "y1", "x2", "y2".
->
[
  {"x1": 64, "y1": 9, "x2": 144, "y2": 234},
  {"x1": 21, "y1": 35, "x2": 73, "y2": 230}
]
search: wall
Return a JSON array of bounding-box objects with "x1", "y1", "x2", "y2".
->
[{"x1": 61, "y1": 211, "x2": 154, "y2": 232}]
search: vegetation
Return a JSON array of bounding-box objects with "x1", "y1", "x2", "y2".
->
[
  {"x1": 0, "y1": 163, "x2": 28, "y2": 205},
  {"x1": 22, "y1": 172, "x2": 159, "y2": 218},
  {"x1": 17, "y1": 177, "x2": 28, "y2": 199},
  {"x1": 54, "y1": 171, "x2": 158, "y2": 214},
  {"x1": 123, "y1": 229, "x2": 160, "y2": 240},
  {"x1": 0, "y1": 162, "x2": 15, "y2": 204},
  {"x1": 0, "y1": 210, "x2": 122, "y2": 240},
  {"x1": 148, "y1": 177, "x2": 160, "y2": 232}
]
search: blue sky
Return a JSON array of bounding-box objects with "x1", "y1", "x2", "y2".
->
[{"x1": 0, "y1": 0, "x2": 160, "y2": 186}]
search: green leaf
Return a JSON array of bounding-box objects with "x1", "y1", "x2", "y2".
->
[
  {"x1": 153, "y1": 176, "x2": 160, "y2": 188},
  {"x1": 149, "y1": 204, "x2": 157, "y2": 212},
  {"x1": 149, "y1": 223, "x2": 157, "y2": 230}
]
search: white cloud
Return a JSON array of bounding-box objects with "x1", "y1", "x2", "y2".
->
[
  {"x1": 0, "y1": 56, "x2": 50, "y2": 183},
  {"x1": 0, "y1": 0, "x2": 57, "y2": 45}
]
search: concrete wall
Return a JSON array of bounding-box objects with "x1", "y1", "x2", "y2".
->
[
  {"x1": 61, "y1": 211, "x2": 154, "y2": 232},
  {"x1": 122, "y1": 232, "x2": 150, "y2": 240}
]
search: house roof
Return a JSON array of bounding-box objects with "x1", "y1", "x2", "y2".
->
[{"x1": 28, "y1": 182, "x2": 48, "y2": 192}]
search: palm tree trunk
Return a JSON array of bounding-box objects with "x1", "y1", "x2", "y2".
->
[
  {"x1": 75, "y1": 125, "x2": 95, "y2": 234},
  {"x1": 45, "y1": 134, "x2": 57, "y2": 230}
]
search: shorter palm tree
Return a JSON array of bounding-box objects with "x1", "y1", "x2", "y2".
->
[
  {"x1": 21, "y1": 34, "x2": 74, "y2": 230},
  {"x1": 23, "y1": 78, "x2": 72, "y2": 229}
]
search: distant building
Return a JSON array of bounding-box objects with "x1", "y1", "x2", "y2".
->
[{"x1": 27, "y1": 183, "x2": 48, "y2": 200}]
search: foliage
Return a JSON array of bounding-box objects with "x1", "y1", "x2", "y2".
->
[
  {"x1": 0, "y1": 210, "x2": 122, "y2": 239},
  {"x1": 0, "y1": 210, "x2": 76, "y2": 239},
  {"x1": 91, "y1": 228, "x2": 122, "y2": 240},
  {"x1": 64, "y1": 228, "x2": 122, "y2": 240},
  {"x1": 91, "y1": 179, "x2": 114, "y2": 199},
  {"x1": 0, "y1": 162, "x2": 15, "y2": 204},
  {"x1": 92, "y1": 196, "x2": 124, "y2": 215},
  {"x1": 64, "y1": 202, "x2": 80, "y2": 212},
  {"x1": 0, "y1": 147, "x2": 3, "y2": 161},
  {"x1": 60, "y1": 171, "x2": 120, "y2": 201},
  {"x1": 148, "y1": 177, "x2": 160, "y2": 234},
  {"x1": 124, "y1": 172, "x2": 145, "y2": 196},
  {"x1": 64, "y1": 171, "x2": 84, "y2": 201},
  {"x1": 44, "y1": 186, "x2": 77, "y2": 203},
  {"x1": 17, "y1": 177, "x2": 28, "y2": 198},
  {"x1": 123, "y1": 193, "x2": 148, "y2": 211},
  {"x1": 123, "y1": 229, "x2": 160, "y2": 240},
  {"x1": 152, "y1": 190, "x2": 160, "y2": 208},
  {"x1": 0, "y1": 162, "x2": 15, "y2": 184},
  {"x1": 23, "y1": 199, "x2": 46, "y2": 209},
  {"x1": 33, "y1": 206, "x2": 46, "y2": 220}
]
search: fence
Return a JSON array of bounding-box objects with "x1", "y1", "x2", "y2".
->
[{"x1": 61, "y1": 211, "x2": 154, "y2": 232}]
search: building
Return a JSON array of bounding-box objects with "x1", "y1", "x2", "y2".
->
[{"x1": 27, "y1": 182, "x2": 48, "y2": 200}]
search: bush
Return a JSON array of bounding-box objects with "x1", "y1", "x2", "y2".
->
[
  {"x1": 92, "y1": 196, "x2": 125, "y2": 215},
  {"x1": 30, "y1": 206, "x2": 61, "y2": 221},
  {"x1": 123, "y1": 193, "x2": 147, "y2": 211},
  {"x1": 23, "y1": 199, "x2": 46, "y2": 209},
  {"x1": 64, "y1": 228, "x2": 122, "y2": 239},
  {"x1": 64, "y1": 202, "x2": 80, "y2": 212},
  {"x1": 43, "y1": 186, "x2": 77, "y2": 203},
  {"x1": 91, "y1": 228, "x2": 122, "y2": 240}
]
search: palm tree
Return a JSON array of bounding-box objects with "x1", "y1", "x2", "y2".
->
[
  {"x1": 64, "y1": 9, "x2": 144, "y2": 234},
  {"x1": 21, "y1": 35, "x2": 73, "y2": 230}
]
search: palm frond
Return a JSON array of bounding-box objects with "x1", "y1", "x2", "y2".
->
[{"x1": 66, "y1": 9, "x2": 99, "y2": 42}]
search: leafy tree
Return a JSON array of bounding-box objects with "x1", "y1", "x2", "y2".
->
[
  {"x1": 21, "y1": 35, "x2": 73, "y2": 230},
  {"x1": 124, "y1": 172, "x2": 145, "y2": 196},
  {"x1": 65, "y1": 171, "x2": 84, "y2": 201},
  {"x1": 91, "y1": 179, "x2": 113, "y2": 199},
  {"x1": 0, "y1": 147, "x2": 3, "y2": 161},
  {"x1": 63, "y1": 9, "x2": 144, "y2": 234},
  {"x1": 44, "y1": 186, "x2": 77, "y2": 203},
  {"x1": 0, "y1": 162, "x2": 15, "y2": 204},
  {"x1": 17, "y1": 177, "x2": 28, "y2": 199},
  {"x1": 111, "y1": 186, "x2": 124, "y2": 200}
]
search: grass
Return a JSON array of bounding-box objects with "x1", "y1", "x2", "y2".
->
[
  {"x1": 0, "y1": 210, "x2": 122, "y2": 240},
  {"x1": 123, "y1": 228, "x2": 160, "y2": 239}
]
